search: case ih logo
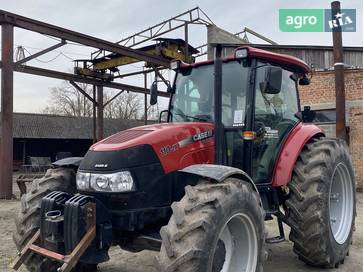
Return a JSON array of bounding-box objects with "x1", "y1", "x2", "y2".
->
[
  {"x1": 192, "y1": 130, "x2": 213, "y2": 142},
  {"x1": 279, "y1": 9, "x2": 356, "y2": 32}
]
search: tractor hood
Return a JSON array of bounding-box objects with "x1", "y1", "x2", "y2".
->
[{"x1": 86, "y1": 122, "x2": 215, "y2": 174}]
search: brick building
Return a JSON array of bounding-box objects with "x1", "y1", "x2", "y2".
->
[{"x1": 300, "y1": 69, "x2": 363, "y2": 190}]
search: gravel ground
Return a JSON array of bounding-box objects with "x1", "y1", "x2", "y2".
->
[{"x1": 1, "y1": 180, "x2": 362, "y2": 272}]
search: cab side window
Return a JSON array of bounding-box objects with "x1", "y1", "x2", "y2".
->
[{"x1": 252, "y1": 66, "x2": 300, "y2": 183}]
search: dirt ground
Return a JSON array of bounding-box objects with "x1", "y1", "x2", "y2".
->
[{"x1": 1, "y1": 181, "x2": 362, "y2": 272}]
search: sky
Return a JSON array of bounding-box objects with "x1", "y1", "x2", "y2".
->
[{"x1": 0, "y1": 0, "x2": 362, "y2": 113}]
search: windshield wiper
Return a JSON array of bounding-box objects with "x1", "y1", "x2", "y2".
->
[
  {"x1": 175, "y1": 113, "x2": 208, "y2": 122},
  {"x1": 172, "y1": 106, "x2": 209, "y2": 122}
]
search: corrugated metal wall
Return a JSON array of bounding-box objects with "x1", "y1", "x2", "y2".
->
[{"x1": 253, "y1": 45, "x2": 363, "y2": 70}]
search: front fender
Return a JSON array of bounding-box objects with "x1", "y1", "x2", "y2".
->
[{"x1": 179, "y1": 164, "x2": 259, "y2": 193}]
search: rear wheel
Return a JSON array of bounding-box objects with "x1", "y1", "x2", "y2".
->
[
  {"x1": 285, "y1": 138, "x2": 356, "y2": 268},
  {"x1": 156, "y1": 178, "x2": 265, "y2": 272}
]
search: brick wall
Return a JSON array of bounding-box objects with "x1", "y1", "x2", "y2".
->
[{"x1": 299, "y1": 69, "x2": 363, "y2": 189}]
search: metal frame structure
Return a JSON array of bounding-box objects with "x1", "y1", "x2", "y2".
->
[
  {"x1": 88, "y1": 7, "x2": 212, "y2": 79},
  {"x1": 0, "y1": 9, "x2": 171, "y2": 199},
  {"x1": 195, "y1": 27, "x2": 278, "y2": 58}
]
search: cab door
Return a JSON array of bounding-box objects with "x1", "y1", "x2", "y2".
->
[{"x1": 252, "y1": 65, "x2": 301, "y2": 184}]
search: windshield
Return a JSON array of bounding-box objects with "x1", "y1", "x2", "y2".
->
[{"x1": 170, "y1": 61, "x2": 249, "y2": 127}]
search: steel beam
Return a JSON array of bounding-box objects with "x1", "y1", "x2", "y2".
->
[
  {"x1": 0, "y1": 24, "x2": 14, "y2": 199},
  {"x1": 331, "y1": 1, "x2": 347, "y2": 141},
  {"x1": 69, "y1": 81, "x2": 96, "y2": 104},
  {"x1": 114, "y1": 68, "x2": 165, "y2": 79},
  {"x1": 103, "y1": 90, "x2": 124, "y2": 107},
  {"x1": 15, "y1": 40, "x2": 66, "y2": 65},
  {"x1": 5, "y1": 63, "x2": 169, "y2": 98},
  {"x1": 116, "y1": 7, "x2": 212, "y2": 47},
  {"x1": 0, "y1": 9, "x2": 170, "y2": 67},
  {"x1": 97, "y1": 86, "x2": 104, "y2": 141}
]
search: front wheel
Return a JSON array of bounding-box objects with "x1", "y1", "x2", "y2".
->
[{"x1": 156, "y1": 178, "x2": 266, "y2": 272}]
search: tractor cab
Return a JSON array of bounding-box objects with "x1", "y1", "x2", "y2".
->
[{"x1": 159, "y1": 45, "x2": 311, "y2": 185}]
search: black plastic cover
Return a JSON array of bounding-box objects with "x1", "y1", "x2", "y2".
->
[{"x1": 79, "y1": 144, "x2": 159, "y2": 172}]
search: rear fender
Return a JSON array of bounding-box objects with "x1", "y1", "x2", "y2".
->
[
  {"x1": 180, "y1": 164, "x2": 259, "y2": 194},
  {"x1": 271, "y1": 122, "x2": 325, "y2": 187}
]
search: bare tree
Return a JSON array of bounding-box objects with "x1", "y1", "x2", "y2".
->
[
  {"x1": 104, "y1": 92, "x2": 141, "y2": 120},
  {"x1": 43, "y1": 82, "x2": 93, "y2": 117},
  {"x1": 43, "y1": 81, "x2": 144, "y2": 119}
]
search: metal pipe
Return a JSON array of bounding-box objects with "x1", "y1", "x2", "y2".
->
[
  {"x1": 184, "y1": 23, "x2": 189, "y2": 60},
  {"x1": 96, "y1": 86, "x2": 104, "y2": 141},
  {"x1": 144, "y1": 73, "x2": 148, "y2": 125},
  {"x1": 92, "y1": 85, "x2": 97, "y2": 143},
  {"x1": 0, "y1": 24, "x2": 14, "y2": 199},
  {"x1": 214, "y1": 44, "x2": 224, "y2": 165},
  {"x1": 331, "y1": 1, "x2": 347, "y2": 141}
]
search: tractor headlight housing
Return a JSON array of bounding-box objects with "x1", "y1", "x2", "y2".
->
[
  {"x1": 76, "y1": 171, "x2": 135, "y2": 192},
  {"x1": 235, "y1": 48, "x2": 248, "y2": 59}
]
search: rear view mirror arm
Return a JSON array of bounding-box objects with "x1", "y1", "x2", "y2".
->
[{"x1": 151, "y1": 65, "x2": 172, "y2": 92}]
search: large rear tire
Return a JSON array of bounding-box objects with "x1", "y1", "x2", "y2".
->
[
  {"x1": 285, "y1": 138, "x2": 356, "y2": 268},
  {"x1": 13, "y1": 167, "x2": 78, "y2": 272},
  {"x1": 156, "y1": 178, "x2": 265, "y2": 272}
]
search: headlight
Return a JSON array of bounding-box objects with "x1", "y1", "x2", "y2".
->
[
  {"x1": 76, "y1": 171, "x2": 135, "y2": 192},
  {"x1": 76, "y1": 172, "x2": 90, "y2": 190}
]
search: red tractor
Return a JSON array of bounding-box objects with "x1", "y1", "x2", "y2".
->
[{"x1": 13, "y1": 45, "x2": 356, "y2": 272}]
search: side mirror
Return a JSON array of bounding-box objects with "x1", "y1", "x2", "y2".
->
[
  {"x1": 261, "y1": 66, "x2": 282, "y2": 94},
  {"x1": 150, "y1": 81, "x2": 158, "y2": 105},
  {"x1": 300, "y1": 106, "x2": 316, "y2": 123},
  {"x1": 159, "y1": 109, "x2": 169, "y2": 123},
  {"x1": 299, "y1": 76, "x2": 310, "y2": 85}
]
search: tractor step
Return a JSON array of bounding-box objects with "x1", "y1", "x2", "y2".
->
[
  {"x1": 11, "y1": 202, "x2": 96, "y2": 272},
  {"x1": 265, "y1": 235, "x2": 285, "y2": 244},
  {"x1": 265, "y1": 213, "x2": 286, "y2": 244}
]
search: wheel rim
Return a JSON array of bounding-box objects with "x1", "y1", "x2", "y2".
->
[
  {"x1": 329, "y1": 162, "x2": 354, "y2": 245},
  {"x1": 212, "y1": 213, "x2": 258, "y2": 272}
]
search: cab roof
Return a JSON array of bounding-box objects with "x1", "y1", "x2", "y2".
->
[
  {"x1": 180, "y1": 45, "x2": 310, "y2": 74},
  {"x1": 240, "y1": 46, "x2": 310, "y2": 74}
]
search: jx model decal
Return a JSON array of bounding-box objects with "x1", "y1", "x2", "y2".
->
[{"x1": 160, "y1": 129, "x2": 214, "y2": 155}]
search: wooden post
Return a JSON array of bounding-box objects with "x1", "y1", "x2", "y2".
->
[{"x1": 331, "y1": 1, "x2": 347, "y2": 141}]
